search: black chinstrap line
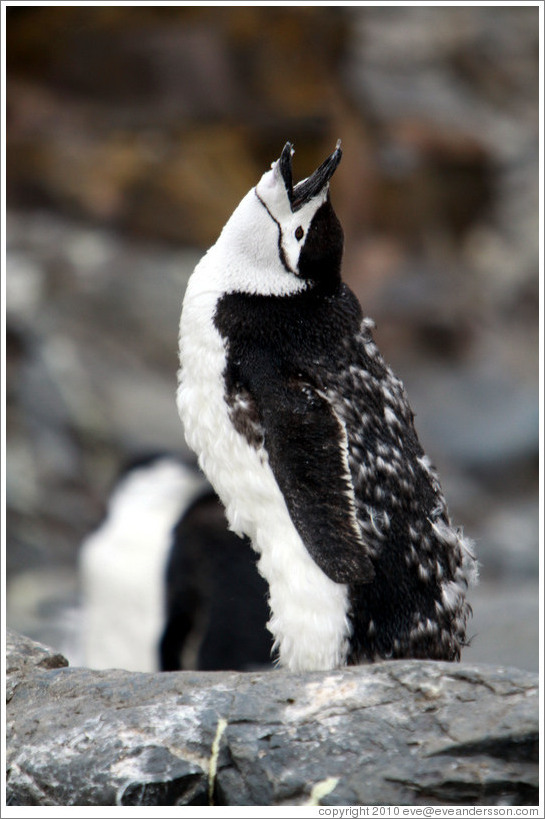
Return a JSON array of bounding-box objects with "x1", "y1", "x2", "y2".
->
[{"x1": 254, "y1": 189, "x2": 295, "y2": 275}]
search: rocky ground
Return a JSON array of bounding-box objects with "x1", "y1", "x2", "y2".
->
[
  {"x1": 5, "y1": 630, "x2": 539, "y2": 807},
  {"x1": 6, "y1": 6, "x2": 539, "y2": 672}
]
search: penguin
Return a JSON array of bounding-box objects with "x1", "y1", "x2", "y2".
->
[
  {"x1": 80, "y1": 453, "x2": 272, "y2": 672},
  {"x1": 79, "y1": 453, "x2": 206, "y2": 672},
  {"x1": 160, "y1": 488, "x2": 273, "y2": 672},
  {"x1": 177, "y1": 141, "x2": 478, "y2": 672}
]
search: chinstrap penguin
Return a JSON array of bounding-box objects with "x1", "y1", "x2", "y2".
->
[
  {"x1": 177, "y1": 141, "x2": 478, "y2": 672},
  {"x1": 80, "y1": 452, "x2": 272, "y2": 672},
  {"x1": 79, "y1": 453, "x2": 205, "y2": 672},
  {"x1": 161, "y1": 488, "x2": 273, "y2": 672}
]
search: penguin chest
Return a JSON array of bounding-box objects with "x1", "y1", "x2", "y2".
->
[
  {"x1": 177, "y1": 286, "x2": 351, "y2": 671},
  {"x1": 177, "y1": 289, "x2": 270, "y2": 537}
]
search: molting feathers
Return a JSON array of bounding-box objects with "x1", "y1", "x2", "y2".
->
[{"x1": 177, "y1": 141, "x2": 477, "y2": 672}]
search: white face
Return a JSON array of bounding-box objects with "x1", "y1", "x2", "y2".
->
[
  {"x1": 254, "y1": 160, "x2": 330, "y2": 276},
  {"x1": 197, "y1": 157, "x2": 331, "y2": 297}
]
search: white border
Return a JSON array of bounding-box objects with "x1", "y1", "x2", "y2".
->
[{"x1": 1, "y1": 2, "x2": 543, "y2": 816}]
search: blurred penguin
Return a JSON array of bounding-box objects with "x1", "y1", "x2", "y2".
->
[
  {"x1": 79, "y1": 453, "x2": 272, "y2": 672},
  {"x1": 160, "y1": 489, "x2": 273, "y2": 671}
]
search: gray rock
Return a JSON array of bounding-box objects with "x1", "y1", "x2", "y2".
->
[
  {"x1": 404, "y1": 362, "x2": 538, "y2": 473},
  {"x1": 464, "y1": 581, "x2": 539, "y2": 674},
  {"x1": 5, "y1": 629, "x2": 538, "y2": 807},
  {"x1": 5, "y1": 629, "x2": 68, "y2": 704}
]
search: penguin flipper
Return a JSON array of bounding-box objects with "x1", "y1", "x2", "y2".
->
[{"x1": 257, "y1": 378, "x2": 375, "y2": 585}]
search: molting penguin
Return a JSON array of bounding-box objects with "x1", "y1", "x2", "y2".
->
[{"x1": 177, "y1": 141, "x2": 477, "y2": 672}]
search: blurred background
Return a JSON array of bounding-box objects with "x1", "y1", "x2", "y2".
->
[{"x1": 5, "y1": 5, "x2": 540, "y2": 670}]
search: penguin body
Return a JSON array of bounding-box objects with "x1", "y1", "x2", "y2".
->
[
  {"x1": 160, "y1": 489, "x2": 273, "y2": 672},
  {"x1": 80, "y1": 453, "x2": 272, "y2": 672},
  {"x1": 178, "y1": 143, "x2": 477, "y2": 671},
  {"x1": 79, "y1": 454, "x2": 205, "y2": 672}
]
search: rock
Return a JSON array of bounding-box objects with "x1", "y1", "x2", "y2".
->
[
  {"x1": 6, "y1": 629, "x2": 68, "y2": 704},
  {"x1": 402, "y1": 362, "x2": 538, "y2": 474},
  {"x1": 6, "y1": 7, "x2": 350, "y2": 246},
  {"x1": 5, "y1": 209, "x2": 200, "y2": 578},
  {"x1": 466, "y1": 580, "x2": 539, "y2": 673},
  {"x1": 5, "y1": 629, "x2": 539, "y2": 807}
]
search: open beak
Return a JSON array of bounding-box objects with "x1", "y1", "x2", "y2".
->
[{"x1": 279, "y1": 140, "x2": 342, "y2": 212}]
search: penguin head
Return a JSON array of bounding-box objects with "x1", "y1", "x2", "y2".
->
[{"x1": 209, "y1": 142, "x2": 344, "y2": 296}]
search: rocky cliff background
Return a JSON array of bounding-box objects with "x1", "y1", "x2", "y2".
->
[{"x1": 5, "y1": 6, "x2": 539, "y2": 671}]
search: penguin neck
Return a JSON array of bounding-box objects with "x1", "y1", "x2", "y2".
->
[
  {"x1": 297, "y1": 197, "x2": 344, "y2": 295},
  {"x1": 220, "y1": 244, "x2": 318, "y2": 301},
  {"x1": 301, "y1": 271, "x2": 343, "y2": 298}
]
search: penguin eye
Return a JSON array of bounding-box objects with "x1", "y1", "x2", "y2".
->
[{"x1": 295, "y1": 226, "x2": 304, "y2": 241}]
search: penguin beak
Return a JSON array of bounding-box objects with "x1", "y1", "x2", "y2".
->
[{"x1": 279, "y1": 140, "x2": 342, "y2": 212}]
